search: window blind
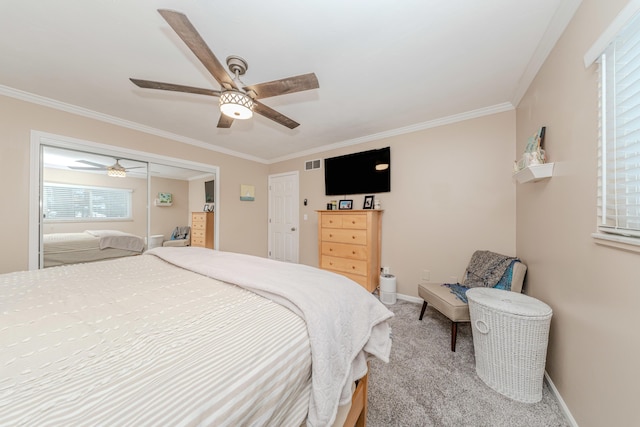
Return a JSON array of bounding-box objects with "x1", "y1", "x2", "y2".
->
[
  {"x1": 598, "y1": 12, "x2": 640, "y2": 238},
  {"x1": 43, "y1": 183, "x2": 132, "y2": 221}
]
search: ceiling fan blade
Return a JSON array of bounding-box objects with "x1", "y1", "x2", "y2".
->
[
  {"x1": 157, "y1": 9, "x2": 236, "y2": 90},
  {"x1": 253, "y1": 101, "x2": 300, "y2": 129},
  {"x1": 77, "y1": 160, "x2": 108, "y2": 168},
  {"x1": 130, "y1": 79, "x2": 221, "y2": 97},
  {"x1": 217, "y1": 114, "x2": 234, "y2": 128},
  {"x1": 68, "y1": 166, "x2": 105, "y2": 171},
  {"x1": 123, "y1": 166, "x2": 146, "y2": 170},
  {"x1": 244, "y1": 73, "x2": 319, "y2": 99}
]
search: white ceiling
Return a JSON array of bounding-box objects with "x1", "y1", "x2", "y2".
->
[{"x1": 0, "y1": 0, "x2": 580, "y2": 163}]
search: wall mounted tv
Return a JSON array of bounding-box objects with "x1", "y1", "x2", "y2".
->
[
  {"x1": 324, "y1": 147, "x2": 391, "y2": 196},
  {"x1": 204, "y1": 179, "x2": 215, "y2": 203}
]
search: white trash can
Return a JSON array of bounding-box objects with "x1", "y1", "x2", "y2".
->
[
  {"x1": 379, "y1": 274, "x2": 397, "y2": 305},
  {"x1": 467, "y1": 287, "x2": 552, "y2": 403}
]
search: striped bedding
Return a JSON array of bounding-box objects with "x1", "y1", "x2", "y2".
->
[{"x1": 0, "y1": 255, "x2": 312, "y2": 426}]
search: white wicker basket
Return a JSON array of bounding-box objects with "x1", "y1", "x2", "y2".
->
[{"x1": 467, "y1": 288, "x2": 552, "y2": 403}]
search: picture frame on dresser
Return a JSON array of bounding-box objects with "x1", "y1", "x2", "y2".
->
[
  {"x1": 363, "y1": 195, "x2": 374, "y2": 209},
  {"x1": 338, "y1": 200, "x2": 353, "y2": 210}
]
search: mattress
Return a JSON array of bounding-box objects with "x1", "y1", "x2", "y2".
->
[
  {"x1": 0, "y1": 255, "x2": 312, "y2": 426},
  {"x1": 42, "y1": 231, "x2": 144, "y2": 267}
]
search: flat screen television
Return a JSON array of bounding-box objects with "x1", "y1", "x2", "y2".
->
[
  {"x1": 204, "y1": 180, "x2": 215, "y2": 203},
  {"x1": 324, "y1": 147, "x2": 390, "y2": 196}
]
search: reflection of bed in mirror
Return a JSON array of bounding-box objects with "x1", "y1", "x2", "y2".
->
[
  {"x1": 1, "y1": 248, "x2": 392, "y2": 426},
  {"x1": 42, "y1": 230, "x2": 145, "y2": 267}
]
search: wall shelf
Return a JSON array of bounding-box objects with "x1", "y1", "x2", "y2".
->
[
  {"x1": 154, "y1": 199, "x2": 172, "y2": 207},
  {"x1": 513, "y1": 163, "x2": 554, "y2": 184}
]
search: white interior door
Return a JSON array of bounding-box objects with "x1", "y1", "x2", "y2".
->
[{"x1": 268, "y1": 171, "x2": 299, "y2": 263}]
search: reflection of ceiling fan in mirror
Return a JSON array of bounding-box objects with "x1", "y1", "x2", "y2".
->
[
  {"x1": 130, "y1": 9, "x2": 319, "y2": 129},
  {"x1": 68, "y1": 159, "x2": 144, "y2": 178}
]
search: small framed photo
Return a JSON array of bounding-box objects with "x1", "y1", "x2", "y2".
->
[
  {"x1": 203, "y1": 204, "x2": 210, "y2": 212},
  {"x1": 338, "y1": 199, "x2": 353, "y2": 210},
  {"x1": 363, "y1": 195, "x2": 374, "y2": 209}
]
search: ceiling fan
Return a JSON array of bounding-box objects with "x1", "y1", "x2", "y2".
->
[
  {"x1": 130, "y1": 9, "x2": 319, "y2": 129},
  {"x1": 68, "y1": 159, "x2": 144, "y2": 178}
]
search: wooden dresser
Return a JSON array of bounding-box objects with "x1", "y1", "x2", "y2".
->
[
  {"x1": 191, "y1": 211, "x2": 214, "y2": 249},
  {"x1": 317, "y1": 210, "x2": 382, "y2": 292}
]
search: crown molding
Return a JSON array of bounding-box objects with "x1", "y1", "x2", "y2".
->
[
  {"x1": 511, "y1": 0, "x2": 583, "y2": 106},
  {"x1": 268, "y1": 102, "x2": 515, "y2": 164},
  {"x1": 0, "y1": 84, "x2": 267, "y2": 164}
]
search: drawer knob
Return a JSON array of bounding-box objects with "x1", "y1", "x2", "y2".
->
[
  {"x1": 351, "y1": 266, "x2": 356, "y2": 270},
  {"x1": 329, "y1": 248, "x2": 333, "y2": 252},
  {"x1": 352, "y1": 251, "x2": 356, "y2": 255},
  {"x1": 329, "y1": 234, "x2": 333, "y2": 238},
  {"x1": 352, "y1": 236, "x2": 356, "y2": 239}
]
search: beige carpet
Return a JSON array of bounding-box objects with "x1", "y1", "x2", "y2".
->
[{"x1": 367, "y1": 299, "x2": 569, "y2": 427}]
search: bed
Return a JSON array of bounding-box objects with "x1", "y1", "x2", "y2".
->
[
  {"x1": 0, "y1": 247, "x2": 393, "y2": 426},
  {"x1": 42, "y1": 230, "x2": 145, "y2": 267}
]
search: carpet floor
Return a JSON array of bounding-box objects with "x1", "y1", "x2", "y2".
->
[{"x1": 366, "y1": 299, "x2": 569, "y2": 427}]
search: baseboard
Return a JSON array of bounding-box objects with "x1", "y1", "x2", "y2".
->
[
  {"x1": 396, "y1": 293, "x2": 422, "y2": 304},
  {"x1": 544, "y1": 371, "x2": 579, "y2": 427}
]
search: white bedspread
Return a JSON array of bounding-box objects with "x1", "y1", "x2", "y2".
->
[{"x1": 148, "y1": 247, "x2": 394, "y2": 427}]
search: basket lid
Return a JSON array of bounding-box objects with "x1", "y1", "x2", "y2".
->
[{"x1": 466, "y1": 287, "x2": 552, "y2": 317}]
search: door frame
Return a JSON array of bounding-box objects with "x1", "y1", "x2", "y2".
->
[{"x1": 267, "y1": 171, "x2": 299, "y2": 262}]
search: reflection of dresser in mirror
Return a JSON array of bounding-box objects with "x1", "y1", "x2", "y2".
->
[{"x1": 191, "y1": 212, "x2": 214, "y2": 248}]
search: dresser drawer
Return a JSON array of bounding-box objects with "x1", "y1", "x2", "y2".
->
[
  {"x1": 192, "y1": 212, "x2": 207, "y2": 222},
  {"x1": 339, "y1": 214, "x2": 367, "y2": 229},
  {"x1": 192, "y1": 229, "x2": 205, "y2": 238},
  {"x1": 321, "y1": 242, "x2": 367, "y2": 259},
  {"x1": 192, "y1": 221, "x2": 206, "y2": 230},
  {"x1": 321, "y1": 255, "x2": 367, "y2": 276},
  {"x1": 321, "y1": 214, "x2": 343, "y2": 228},
  {"x1": 191, "y1": 236, "x2": 205, "y2": 247},
  {"x1": 321, "y1": 228, "x2": 367, "y2": 245}
]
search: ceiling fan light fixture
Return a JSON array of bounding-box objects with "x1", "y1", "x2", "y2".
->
[
  {"x1": 220, "y1": 91, "x2": 253, "y2": 120},
  {"x1": 107, "y1": 168, "x2": 127, "y2": 178}
]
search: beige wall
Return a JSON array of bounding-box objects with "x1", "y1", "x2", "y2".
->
[
  {"x1": 150, "y1": 176, "x2": 190, "y2": 239},
  {"x1": 0, "y1": 94, "x2": 269, "y2": 273},
  {"x1": 270, "y1": 110, "x2": 517, "y2": 297},
  {"x1": 516, "y1": 0, "x2": 639, "y2": 425}
]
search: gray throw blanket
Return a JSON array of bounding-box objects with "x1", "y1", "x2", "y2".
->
[{"x1": 463, "y1": 250, "x2": 518, "y2": 288}]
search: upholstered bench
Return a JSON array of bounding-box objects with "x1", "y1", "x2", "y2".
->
[{"x1": 418, "y1": 256, "x2": 527, "y2": 351}]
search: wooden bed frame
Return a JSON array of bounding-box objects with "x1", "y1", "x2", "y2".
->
[{"x1": 344, "y1": 368, "x2": 369, "y2": 427}]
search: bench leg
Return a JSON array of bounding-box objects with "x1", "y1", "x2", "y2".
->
[
  {"x1": 451, "y1": 322, "x2": 458, "y2": 352},
  {"x1": 419, "y1": 301, "x2": 428, "y2": 320}
]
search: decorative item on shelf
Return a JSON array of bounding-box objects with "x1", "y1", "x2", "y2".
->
[
  {"x1": 203, "y1": 204, "x2": 214, "y2": 212},
  {"x1": 374, "y1": 198, "x2": 381, "y2": 210},
  {"x1": 363, "y1": 195, "x2": 374, "y2": 209},
  {"x1": 154, "y1": 192, "x2": 173, "y2": 207},
  {"x1": 331, "y1": 200, "x2": 338, "y2": 210},
  {"x1": 514, "y1": 127, "x2": 546, "y2": 172},
  {"x1": 513, "y1": 126, "x2": 554, "y2": 183},
  {"x1": 326, "y1": 203, "x2": 333, "y2": 210},
  {"x1": 338, "y1": 199, "x2": 353, "y2": 210},
  {"x1": 240, "y1": 184, "x2": 255, "y2": 201}
]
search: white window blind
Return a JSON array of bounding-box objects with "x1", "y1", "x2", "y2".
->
[
  {"x1": 43, "y1": 183, "x2": 132, "y2": 221},
  {"x1": 598, "y1": 12, "x2": 640, "y2": 238}
]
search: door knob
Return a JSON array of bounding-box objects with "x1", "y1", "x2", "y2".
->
[{"x1": 291, "y1": 227, "x2": 296, "y2": 231}]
